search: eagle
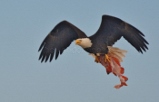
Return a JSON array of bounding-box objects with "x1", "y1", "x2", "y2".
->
[{"x1": 38, "y1": 15, "x2": 148, "y2": 89}]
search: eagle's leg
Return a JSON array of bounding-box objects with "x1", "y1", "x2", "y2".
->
[{"x1": 105, "y1": 54, "x2": 110, "y2": 62}]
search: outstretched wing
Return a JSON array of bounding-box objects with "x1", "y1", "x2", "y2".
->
[
  {"x1": 38, "y1": 21, "x2": 87, "y2": 62},
  {"x1": 89, "y1": 15, "x2": 148, "y2": 53}
]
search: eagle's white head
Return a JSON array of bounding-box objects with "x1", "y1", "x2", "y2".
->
[{"x1": 75, "y1": 38, "x2": 92, "y2": 48}]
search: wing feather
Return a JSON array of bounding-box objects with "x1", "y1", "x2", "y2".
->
[{"x1": 38, "y1": 21, "x2": 87, "y2": 62}]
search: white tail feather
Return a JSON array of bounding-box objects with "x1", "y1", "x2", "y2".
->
[{"x1": 108, "y1": 46, "x2": 127, "y2": 62}]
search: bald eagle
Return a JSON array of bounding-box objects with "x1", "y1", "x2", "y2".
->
[{"x1": 38, "y1": 15, "x2": 148, "y2": 89}]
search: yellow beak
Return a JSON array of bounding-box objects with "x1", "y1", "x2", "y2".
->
[{"x1": 75, "y1": 39, "x2": 82, "y2": 45}]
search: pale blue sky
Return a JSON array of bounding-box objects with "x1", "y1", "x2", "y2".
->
[{"x1": 0, "y1": 0, "x2": 159, "y2": 102}]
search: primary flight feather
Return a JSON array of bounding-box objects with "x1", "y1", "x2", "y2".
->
[{"x1": 38, "y1": 15, "x2": 148, "y2": 89}]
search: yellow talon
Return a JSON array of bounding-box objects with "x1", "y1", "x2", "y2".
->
[
  {"x1": 95, "y1": 56, "x2": 99, "y2": 63},
  {"x1": 105, "y1": 54, "x2": 110, "y2": 62}
]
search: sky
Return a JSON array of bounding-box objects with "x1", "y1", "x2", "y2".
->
[{"x1": 0, "y1": 0, "x2": 159, "y2": 102}]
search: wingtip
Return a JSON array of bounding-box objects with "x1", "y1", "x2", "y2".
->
[{"x1": 38, "y1": 57, "x2": 43, "y2": 63}]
